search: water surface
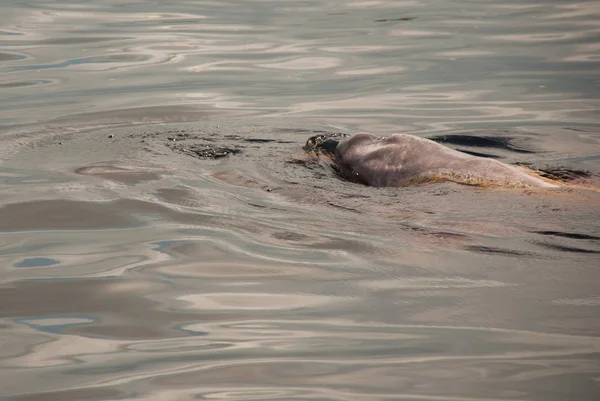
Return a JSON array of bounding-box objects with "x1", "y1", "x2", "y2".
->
[{"x1": 1, "y1": 0, "x2": 600, "y2": 400}]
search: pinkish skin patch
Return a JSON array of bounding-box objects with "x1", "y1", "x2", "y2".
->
[{"x1": 333, "y1": 133, "x2": 560, "y2": 189}]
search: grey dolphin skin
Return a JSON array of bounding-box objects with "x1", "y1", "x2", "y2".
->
[{"x1": 307, "y1": 133, "x2": 558, "y2": 188}]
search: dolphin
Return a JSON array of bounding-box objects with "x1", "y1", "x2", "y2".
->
[{"x1": 305, "y1": 133, "x2": 558, "y2": 188}]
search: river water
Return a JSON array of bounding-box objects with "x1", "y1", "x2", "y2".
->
[{"x1": 1, "y1": 1, "x2": 600, "y2": 400}]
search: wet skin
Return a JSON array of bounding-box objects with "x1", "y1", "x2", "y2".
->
[{"x1": 306, "y1": 133, "x2": 558, "y2": 188}]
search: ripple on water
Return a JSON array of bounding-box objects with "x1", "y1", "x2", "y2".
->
[
  {"x1": 0, "y1": 79, "x2": 53, "y2": 88},
  {"x1": 14, "y1": 257, "x2": 60, "y2": 268},
  {"x1": 257, "y1": 57, "x2": 341, "y2": 70},
  {"x1": 1, "y1": 0, "x2": 600, "y2": 400},
  {"x1": 9, "y1": 54, "x2": 153, "y2": 72},
  {"x1": 178, "y1": 293, "x2": 346, "y2": 311},
  {"x1": 0, "y1": 52, "x2": 25, "y2": 61}
]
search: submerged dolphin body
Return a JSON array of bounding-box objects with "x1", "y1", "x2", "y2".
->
[{"x1": 307, "y1": 133, "x2": 558, "y2": 188}]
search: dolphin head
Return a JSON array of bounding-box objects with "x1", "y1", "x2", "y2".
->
[{"x1": 303, "y1": 133, "x2": 349, "y2": 156}]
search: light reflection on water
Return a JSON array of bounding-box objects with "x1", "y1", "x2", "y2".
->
[
  {"x1": 1, "y1": 0, "x2": 600, "y2": 400},
  {"x1": 1, "y1": 0, "x2": 599, "y2": 127}
]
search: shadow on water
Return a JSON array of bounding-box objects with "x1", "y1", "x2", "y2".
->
[
  {"x1": 534, "y1": 231, "x2": 600, "y2": 240},
  {"x1": 428, "y1": 134, "x2": 537, "y2": 154}
]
